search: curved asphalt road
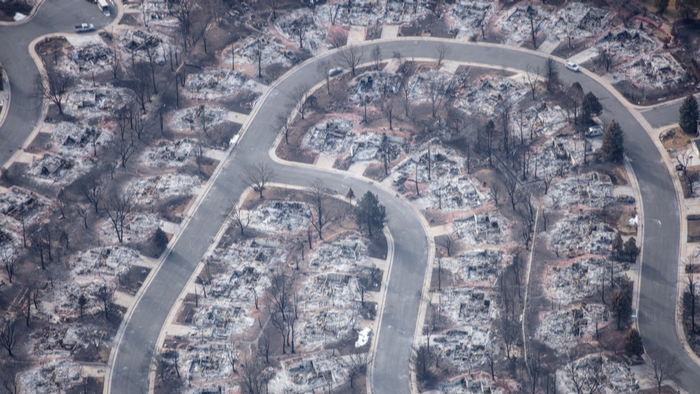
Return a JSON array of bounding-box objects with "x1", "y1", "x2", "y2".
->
[
  {"x1": 0, "y1": 3, "x2": 696, "y2": 392},
  {"x1": 640, "y1": 93, "x2": 699, "y2": 129}
]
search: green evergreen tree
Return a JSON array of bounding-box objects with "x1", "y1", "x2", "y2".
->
[
  {"x1": 355, "y1": 191, "x2": 387, "y2": 238},
  {"x1": 611, "y1": 290, "x2": 632, "y2": 329},
  {"x1": 654, "y1": 0, "x2": 670, "y2": 14},
  {"x1": 624, "y1": 237, "x2": 640, "y2": 262},
  {"x1": 679, "y1": 94, "x2": 699, "y2": 136},
  {"x1": 675, "y1": 0, "x2": 698, "y2": 19},
  {"x1": 581, "y1": 92, "x2": 603, "y2": 123},
  {"x1": 601, "y1": 120, "x2": 624, "y2": 162},
  {"x1": 625, "y1": 328, "x2": 644, "y2": 356}
]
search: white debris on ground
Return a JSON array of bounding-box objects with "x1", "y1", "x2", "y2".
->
[
  {"x1": 348, "y1": 71, "x2": 402, "y2": 105},
  {"x1": 68, "y1": 42, "x2": 115, "y2": 73},
  {"x1": 548, "y1": 3, "x2": 611, "y2": 41},
  {"x1": 441, "y1": 249, "x2": 506, "y2": 286},
  {"x1": 441, "y1": 288, "x2": 498, "y2": 327},
  {"x1": 455, "y1": 75, "x2": 526, "y2": 116},
  {"x1": 595, "y1": 29, "x2": 658, "y2": 60},
  {"x1": 72, "y1": 246, "x2": 142, "y2": 278},
  {"x1": 248, "y1": 201, "x2": 311, "y2": 234},
  {"x1": 545, "y1": 257, "x2": 611, "y2": 305},
  {"x1": 535, "y1": 136, "x2": 586, "y2": 178},
  {"x1": 268, "y1": 355, "x2": 350, "y2": 393},
  {"x1": 20, "y1": 359, "x2": 83, "y2": 394},
  {"x1": 27, "y1": 153, "x2": 95, "y2": 186},
  {"x1": 168, "y1": 105, "x2": 228, "y2": 133},
  {"x1": 423, "y1": 173, "x2": 488, "y2": 211},
  {"x1": 406, "y1": 69, "x2": 454, "y2": 102},
  {"x1": 614, "y1": 53, "x2": 685, "y2": 89},
  {"x1": 301, "y1": 117, "x2": 356, "y2": 154},
  {"x1": 0, "y1": 186, "x2": 51, "y2": 234},
  {"x1": 518, "y1": 101, "x2": 568, "y2": 138},
  {"x1": 237, "y1": 36, "x2": 294, "y2": 68},
  {"x1": 432, "y1": 325, "x2": 496, "y2": 372},
  {"x1": 548, "y1": 213, "x2": 614, "y2": 257},
  {"x1": 100, "y1": 213, "x2": 160, "y2": 245},
  {"x1": 448, "y1": 1, "x2": 494, "y2": 40},
  {"x1": 556, "y1": 354, "x2": 640, "y2": 394},
  {"x1": 126, "y1": 173, "x2": 201, "y2": 205},
  {"x1": 184, "y1": 68, "x2": 252, "y2": 100},
  {"x1": 452, "y1": 212, "x2": 509, "y2": 247},
  {"x1": 64, "y1": 85, "x2": 135, "y2": 118},
  {"x1": 307, "y1": 234, "x2": 368, "y2": 272},
  {"x1": 535, "y1": 304, "x2": 608, "y2": 354},
  {"x1": 141, "y1": 138, "x2": 196, "y2": 167},
  {"x1": 48, "y1": 122, "x2": 112, "y2": 157},
  {"x1": 496, "y1": 5, "x2": 552, "y2": 46},
  {"x1": 276, "y1": 9, "x2": 330, "y2": 55},
  {"x1": 545, "y1": 172, "x2": 614, "y2": 210}
]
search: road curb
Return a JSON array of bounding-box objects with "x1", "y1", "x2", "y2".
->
[
  {"x1": 623, "y1": 159, "x2": 645, "y2": 324},
  {"x1": 0, "y1": 65, "x2": 10, "y2": 132},
  {"x1": 0, "y1": 0, "x2": 45, "y2": 26}
]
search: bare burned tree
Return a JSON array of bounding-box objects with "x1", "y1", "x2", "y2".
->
[
  {"x1": 310, "y1": 180, "x2": 336, "y2": 240},
  {"x1": 129, "y1": 62, "x2": 151, "y2": 113},
  {"x1": 104, "y1": 193, "x2": 133, "y2": 243},
  {"x1": 110, "y1": 39, "x2": 121, "y2": 80},
  {"x1": 175, "y1": 0, "x2": 194, "y2": 49},
  {"x1": 399, "y1": 84, "x2": 412, "y2": 118},
  {"x1": 35, "y1": 66, "x2": 73, "y2": 115},
  {"x1": 240, "y1": 357, "x2": 266, "y2": 394},
  {"x1": 317, "y1": 59, "x2": 333, "y2": 95},
  {"x1": 427, "y1": 74, "x2": 446, "y2": 118},
  {"x1": 1, "y1": 248, "x2": 17, "y2": 284},
  {"x1": 544, "y1": 57, "x2": 561, "y2": 92},
  {"x1": 257, "y1": 331, "x2": 271, "y2": 364},
  {"x1": 229, "y1": 206, "x2": 251, "y2": 236},
  {"x1": 600, "y1": 48, "x2": 615, "y2": 72},
  {"x1": 289, "y1": 83, "x2": 312, "y2": 120},
  {"x1": 648, "y1": 349, "x2": 681, "y2": 394},
  {"x1": 337, "y1": 45, "x2": 364, "y2": 76},
  {"x1": 251, "y1": 38, "x2": 264, "y2": 78},
  {"x1": 525, "y1": 65, "x2": 541, "y2": 100},
  {"x1": 0, "y1": 319, "x2": 17, "y2": 358},
  {"x1": 371, "y1": 45, "x2": 382, "y2": 69},
  {"x1": 96, "y1": 284, "x2": 115, "y2": 321},
  {"x1": 434, "y1": 43, "x2": 451, "y2": 68},
  {"x1": 0, "y1": 367, "x2": 19, "y2": 394},
  {"x1": 348, "y1": 352, "x2": 372, "y2": 389},
  {"x1": 437, "y1": 233, "x2": 455, "y2": 257},
  {"x1": 382, "y1": 99, "x2": 397, "y2": 130},
  {"x1": 117, "y1": 129, "x2": 137, "y2": 168},
  {"x1": 243, "y1": 162, "x2": 275, "y2": 198}
]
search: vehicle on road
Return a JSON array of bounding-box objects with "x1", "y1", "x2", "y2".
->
[
  {"x1": 329, "y1": 67, "x2": 343, "y2": 77},
  {"x1": 565, "y1": 61, "x2": 580, "y2": 72},
  {"x1": 97, "y1": 0, "x2": 110, "y2": 16},
  {"x1": 75, "y1": 23, "x2": 95, "y2": 33},
  {"x1": 587, "y1": 125, "x2": 604, "y2": 137}
]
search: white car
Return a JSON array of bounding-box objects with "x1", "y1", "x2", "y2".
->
[
  {"x1": 329, "y1": 67, "x2": 343, "y2": 77},
  {"x1": 565, "y1": 61, "x2": 580, "y2": 72}
]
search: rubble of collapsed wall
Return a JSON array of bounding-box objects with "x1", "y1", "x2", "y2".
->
[
  {"x1": 119, "y1": 28, "x2": 167, "y2": 63},
  {"x1": 615, "y1": 53, "x2": 685, "y2": 89},
  {"x1": 545, "y1": 257, "x2": 621, "y2": 305},
  {"x1": 64, "y1": 86, "x2": 135, "y2": 118},
  {"x1": 496, "y1": 5, "x2": 553, "y2": 46},
  {"x1": 432, "y1": 326, "x2": 497, "y2": 373},
  {"x1": 0, "y1": 186, "x2": 51, "y2": 234},
  {"x1": 441, "y1": 378, "x2": 505, "y2": 394},
  {"x1": 237, "y1": 36, "x2": 294, "y2": 68},
  {"x1": 48, "y1": 122, "x2": 113, "y2": 158},
  {"x1": 548, "y1": 3, "x2": 611, "y2": 40},
  {"x1": 276, "y1": 9, "x2": 330, "y2": 56},
  {"x1": 534, "y1": 135, "x2": 586, "y2": 178},
  {"x1": 535, "y1": 304, "x2": 608, "y2": 354},
  {"x1": 268, "y1": 355, "x2": 351, "y2": 393},
  {"x1": 423, "y1": 172, "x2": 488, "y2": 211},
  {"x1": 452, "y1": 211, "x2": 509, "y2": 247},
  {"x1": 556, "y1": 354, "x2": 640, "y2": 394},
  {"x1": 516, "y1": 100, "x2": 568, "y2": 138},
  {"x1": 440, "y1": 287, "x2": 499, "y2": 328},
  {"x1": 184, "y1": 69, "x2": 254, "y2": 100},
  {"x1": 301, "y1": 117, "x2": 356, "y2": 154},
  {"x1": 141, "y1": 138, "x2": 196, "y2": 168},
  {"x1": 406, "y1": 69, "x2": 454, "y2": 102},
  {"x1": 127, "y1": 173, "x2": 201, "y2": 205},
  {"x1": 548, "y1": 212, "x2": 614, "y2": 257},
  {"x1": 247, "y1": 201, "x2": 312, "y2": 234},
  {"x1": 447, "y1": 1, "x2": 494, "y2": 40},
  {"x1": 455, "y1": 75, "x2": 526, "y2": 117},
  {"x1": 69, "y1": 43, "x2": 115, "y2": 73},
  {"x1": 27, "y1": 153, "x2": 94, "y2": 187},
  {"x1": 168, "y1": 105, "x2": 229, "y2": 133},
  {"x1": 20, "y1": 359, "x2": 83, "y2": 394},
  {"x1": 100, "y1": 213, "x2": 159, "y2": 245},
  {"x1": 348, "y1": 71, "x2": 402, "y2": 105},
  {"x1": 545, "y1": 172, "x2": 614, "y2": 210},
  {"x1": 440, "y1": 249, "x2": 506, "y2": 286},
  {"x1": 595, "y1": 29, "x2": 658, "y2": 61}
]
